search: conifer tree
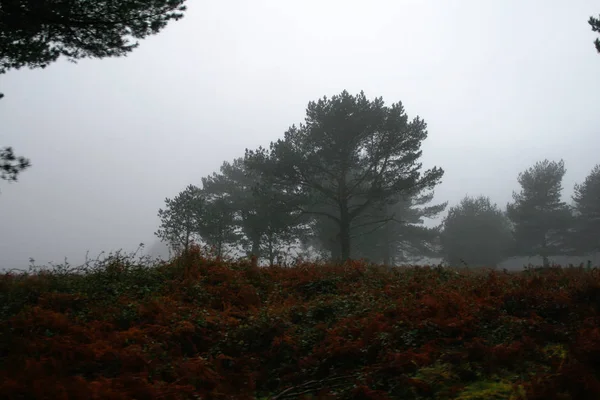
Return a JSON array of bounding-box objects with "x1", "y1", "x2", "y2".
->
[
  {"x1": 572, "y1": 164, "x2": 600, "y2": 254},
  {"x1": 246, "y1": 90, "x2": 443, "y2": 261},
  {"x1": 507, "y1": 160, "x2": 573, "y2": 266}
]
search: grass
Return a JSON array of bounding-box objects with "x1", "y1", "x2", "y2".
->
[{"x1": 1, "y1": 245, "x2": 600, "y2": 399}]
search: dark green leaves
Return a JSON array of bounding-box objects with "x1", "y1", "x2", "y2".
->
[
  {"x1": 0, "y1": 0, "x2": 188, "y2": 74},
  {"x1": 0, "y1": 146, "x2": 31, "y2": 183},
  {"x1": 155, "y1": 184, "x2": 203, "y2": 255},
  {"x1": 589, "y1": 14, "x2": 600, "y2": 53},
  {"x1": 246, "y1": 90, "x2": 444, "y2": 261}
]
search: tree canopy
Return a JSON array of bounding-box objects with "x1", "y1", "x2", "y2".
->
[
  {"x1": 0, "y1": 146, "x2": 30, "y2": 184},
  {"x1": 506, "y1": 159, "x2": 573, "y2": 266},
  {"x1": 245, "y1": 90, "x2": 444, "y2": 261},
  {"x1": 0, "y1": 0, "x2": 187, "y2": 74},
  {"x1": 441, "y1": 195, "x2": 513, "y2": 268},
  {"x1": 0, "y1": 0, "x2": 188, "y2": 189},
  {"x1": 571, "y1": 164, "x2": 600, "y2": 254},
  {"x1": 590, "y1": 14, "x2": 600, "y2": 53},
  {"x1": 155, "y1": 184, "x2": 203, "y2": 256}
]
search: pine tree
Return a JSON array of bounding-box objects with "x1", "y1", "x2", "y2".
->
[
  {"x1": 202, "y1": 158, "x2": 307, "y2": 265},
  {"x1": 507, "y1": 160, "x2": 573, "y2": 266},
  {"x1": 198, "y1": 177, "x2": 240, "y2": 259},
  {"x1": 344, "y1": 192, "x2": 446, "y2": 265},
  {"x1": 246, "y1": 90, "x2": 443, "y2": 261},
  {"x1": 0, "y1": 0, "x2": 187, "y2": 73},
  {"x1": 572, "y1": 164, "x2": 600, "y2": 254},
  {"x1": 155, "y1": 184, "x2": 203, "y2": 256}
]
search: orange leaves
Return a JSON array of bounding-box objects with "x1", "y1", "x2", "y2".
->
[
  {"x1": 11, "y1": 305, "x2": 71, "y2": 336},
  {"x1": 173, "y1": 321, "x2": 196, "y2": 336},
  {"x1": 350, "y1": 384, "x2": 394, "y2": 400},
  {"x1": 236, "y1": 284, "x2": 261, "y2": 309}
]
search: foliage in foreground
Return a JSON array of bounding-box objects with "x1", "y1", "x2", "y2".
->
[{"x1": 2, "y1": 248, "x2": 600, "y2": 399}]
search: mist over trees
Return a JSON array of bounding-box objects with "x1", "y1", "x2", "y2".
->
[
  {"x1": 571, "y1": 164, "x2": 600, "y2": 255},
  {"x1": 245, "y1": 91, "x2": 444, "y2": 261},
  {"x1": 155, "y1": 184, "x2": 203, "y2": 256},
  {"x1": 326, "y1": 192, "x2": 446, "y2": 264},
  {"x1": 156, "y1": 90, "x2": 445, "y2": 264},
  {"x1": 507, "y1": 160, "x2": 573, "y2": 267},
  {"x1": 155, "y1": 90, "x2": 599, "y2": 268},
  {"x1": 441, "y1": 196, "x2": 513, "y2": 268}
]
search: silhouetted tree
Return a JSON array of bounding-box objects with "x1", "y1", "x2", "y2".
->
[
  {"x1": 507, "y1": 160, "x2": 573, "y2": 267},
  {"x1": 0, "y1": 0, "x2": 187, "y2": 74},
  {"x1": 309, "y1": 191, "x2": 446, "y2": 264},
  {"x1": 590, "y1": 14, "x2": 600, "y2": 53},
  {"x1": 356, "y1": 193, "x2": 446, "y2": 265},
  {"x1": 0, "y1": 146, "x2": 31, "y2": 188},
  {"x1": 155, "y1": 184, "x2": 203, "y2": 256},
  {"x1": 196, "y1": 192, "x2": 239, "y2": 259},
  {"x1": 246, "y1": 90, "x2": 444, "y2": 261},
  {"x1": 202, "y1": 158, "x2": 307, "y2": 265},
  {"x1": 441, "y1": 195, "x2": 513, "y2": 268},
  {"x1": 571, "y1": 164, "x2": 600, "y2": 254}
]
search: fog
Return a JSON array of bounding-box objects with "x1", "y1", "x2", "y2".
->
[{"x1": 1, "y1": 0, "x2": 599, "y2": 270}]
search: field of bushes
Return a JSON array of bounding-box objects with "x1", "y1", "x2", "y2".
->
[{"x1": 2, "y1": 247, "x2": 600, "y2": 399}]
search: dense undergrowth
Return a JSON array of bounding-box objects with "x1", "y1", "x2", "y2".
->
[{"x1": 2, "y1": 246, "x2": 600, "y2": 399}]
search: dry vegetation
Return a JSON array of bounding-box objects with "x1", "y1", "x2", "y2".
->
[{"x1": 1, "y1": 246, "x2": 600, "y2": 399}]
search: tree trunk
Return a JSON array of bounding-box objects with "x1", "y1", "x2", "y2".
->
[
  {"x1": 250, "y1": 236, "x2": 261, "y2": 260},
  {"x1": 216, "y1": 239, "x2": 223, "y2": 258},
  {"x1": 382, "y1": 219, "x2": 391, "y2": 266},
  {"x1": 184, "y1": 225, "x2": 191, "y2": 255},
  {"x1": 339, "y1": 205, "x2": 351, "y2": 261},
  {"x1": 541, "y1": 234, "x2": 549, "y2": 267},
  {"x1": 268, "y1": 234, "x2": 275, "y2": 267},
  {"x1": 330, "y1": 237, "x2": 341, "y2": 260}
]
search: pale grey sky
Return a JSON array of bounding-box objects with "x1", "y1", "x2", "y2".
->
[{"x1": 1, "y1": 0, "x2": 599, "y2": 269}]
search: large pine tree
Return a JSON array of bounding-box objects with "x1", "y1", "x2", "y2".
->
[{"x1": 246, "y1": 90, "x2": 444, "y2": 261}]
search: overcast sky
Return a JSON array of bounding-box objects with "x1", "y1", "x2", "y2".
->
[{"x1": 1, "y1": 0, "x2": 599, "y2": 269}]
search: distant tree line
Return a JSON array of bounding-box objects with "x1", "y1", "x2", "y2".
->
[
  {"x1": 442, "y1": 160, "x2": 600, "y2": 268},
  {"x1": 155, "y1": 90, "x2": 600, "y2": 268}
]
